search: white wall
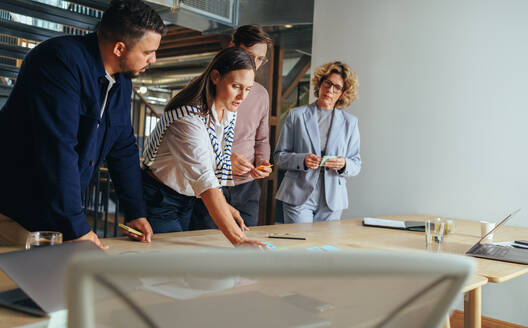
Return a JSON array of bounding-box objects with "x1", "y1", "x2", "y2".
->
[{"x1": 312, "y1": 0, "x2": 528, "y2": 325}]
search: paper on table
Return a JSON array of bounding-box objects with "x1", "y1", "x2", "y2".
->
[
  {"x1": 140, "y1": 276, "x2": 256, "y2": 300},
  {"x1": 363, "y1": 217, "x2": 406, "y2": 229}
]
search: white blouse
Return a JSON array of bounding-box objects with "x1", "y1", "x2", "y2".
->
[{"x1": 148, "y1": 106, "x2": 233, "y2": 197}]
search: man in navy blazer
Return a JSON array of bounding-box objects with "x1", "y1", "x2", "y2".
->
[{"x1": 0, "y1": 0, "x2": 165, "y2": 249}]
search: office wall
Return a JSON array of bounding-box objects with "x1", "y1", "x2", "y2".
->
[{"x1": 312, "y1": 0, "x2": 528, "y2": 325}]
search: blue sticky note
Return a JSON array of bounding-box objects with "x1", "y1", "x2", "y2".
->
[
  {"x1": 321, "y1": 245, "x2": 341, "y2": 252},
  {"x1": 263, "y1": 241, "x2": 277, "y2": 249},
  {"x1": 307, "y1": 247, "x2": 322, "y2": 251}
]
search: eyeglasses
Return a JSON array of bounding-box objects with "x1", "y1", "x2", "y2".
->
[
  {"x1": 253, "y1": 55, "x2": 269, "y2": 66},
  {"x1": 321, "y1": 80, "x2": 343, "y2": 93}
]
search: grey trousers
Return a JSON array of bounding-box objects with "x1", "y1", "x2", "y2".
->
[{"x1": 282, "y1": 174, "x2": 343, "y2": 224}]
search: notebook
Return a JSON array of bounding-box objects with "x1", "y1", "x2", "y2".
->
[{"x1": 362, "y1": 217, "x2": 425, "y2": 232}]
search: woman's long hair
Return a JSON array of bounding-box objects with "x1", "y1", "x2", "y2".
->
[{"x1": 165, "y1": 47, "x2": 256, "y2": 116}]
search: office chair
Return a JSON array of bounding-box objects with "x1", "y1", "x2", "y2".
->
[{"x1": 67, "y1": 249, "x2": 474, "y2": 328}]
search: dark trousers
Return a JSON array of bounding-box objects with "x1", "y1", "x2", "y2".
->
[
  {"x1": 142, "y1": 170, "x2": 195, "y2": 233},
  {"x1": 190, "y1": 180, "x2": 261, "y2": 230}
]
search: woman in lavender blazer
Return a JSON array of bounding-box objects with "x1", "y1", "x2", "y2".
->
[{"x1": 274, "y1": 61, "x2": 361, "y2": 223}]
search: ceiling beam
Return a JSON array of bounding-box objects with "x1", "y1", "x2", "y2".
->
[
  {"x1": 0, "y1": 85, "x2": 12, "y2": 97},
  {"x1": 0, "y1": 0, "x2": 98, "y2": 31},
  {"x1": 159, "y1": 38, "x2": 225, "y2": 51},
  {"x1": 0, "y1": 44, "x2": 29, "y2": 60},
  {"x1": 157, "y1": 44, "x2": 223, "y2": 58},
  {"x1": 0, "y1": 63, "x2": 19, "y2": 78},
  {"x1": 67, "y1": 0, "x2": 108, "y2": 11},
  {"x1": 0, "y1": 20, "x2": 63, "y2": 42}
]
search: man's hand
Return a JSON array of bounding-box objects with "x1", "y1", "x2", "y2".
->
[
  {"x1": 228, "y1": 205, "x2": 248, "y2": 231},
  {"x1": 250, "y1": 160, "x2": 272, "y2": 179},
  {"x1": 126, "y1": 217, "x2": 153, "y2": 242},
  {"x1": 231, "y1": 152, "x2": 254, "y2": 175},
  {"x1": 73, "y1": 231, "x2": 108, "y2": 250},
  {"x1": 324, "y1": 157, "x2": 346, "y2": 171},
  {"x1": 304, "y1": 154, "x2": 322, "y2": 169}
]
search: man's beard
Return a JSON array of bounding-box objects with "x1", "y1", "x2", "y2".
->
[
  {"x1": 119, "y1": 56, "x2": 144, "y2": 80},
  {"x1": 122, "y1": 70, "x2": 139, "y2": 80}
]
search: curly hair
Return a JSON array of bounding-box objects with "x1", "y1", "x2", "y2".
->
[{"x1": 312, "y1": 61, "x2": 358, "y2": 109}]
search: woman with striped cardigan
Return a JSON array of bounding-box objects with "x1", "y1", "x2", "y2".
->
[{"x1": 141, "y1": 47, "x2": 264, "y2": 247}]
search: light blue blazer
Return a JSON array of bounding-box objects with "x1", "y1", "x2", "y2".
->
[{"x1": 274, "y1": 102, "x2": 361, "y2": 211}]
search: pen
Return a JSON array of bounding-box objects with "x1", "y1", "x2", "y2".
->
[{"x1": 118, "y1": 223, "x2": 144, "y2": 236}]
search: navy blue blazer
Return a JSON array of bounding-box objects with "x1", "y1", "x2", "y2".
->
[
  {"x1": 0, "y1": 33, "x2": 145, "y2": 240},
  {"x1": 274, "y1": 103, "x2": 361, "y2": 211}
]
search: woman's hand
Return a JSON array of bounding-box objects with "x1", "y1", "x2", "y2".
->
[
  {"x1": 231, "y1": 152, "x2": 254, "y2": 175},
  {"x1": 304, "y1": 154, "x2": 322, "y2": 169},
  {"x1": 228, "y1": 204, "x2": 249, "y2": 231},
  {"x1": 324, "y1": 156, "x2": 346, "y2": 171},
  {"x1": 236, "y1": 239, "x2": 269, "y2": 249},
  {"x1": 201, "y1": 188, "x2": 254, "y2": 246}
]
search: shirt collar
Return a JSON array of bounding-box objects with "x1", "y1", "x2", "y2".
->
[
  {"x1": 105, "y1": 71, "x2": 116, "y2": 85},
  {"x1": 210, "y1": 104, "x2": 234, "y2": 126}
]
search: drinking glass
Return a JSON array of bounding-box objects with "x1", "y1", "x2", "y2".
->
[
  {"x1": 25, "y1": 231, "x2": 63, "y2": 250},
  {"x1": 425, "y1": 218, "x2": 445, "y2": 252}
]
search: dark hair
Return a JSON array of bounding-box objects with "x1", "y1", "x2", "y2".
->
[
  {"x1": 165, "y1": 47, "x2": 256, "y2": 116},
  {"x1": 97, "y1": 0, "x2": 166, "y2": 47},
  {"x1": 232, "y1": 24, "x2": 272, "y2": 49}
]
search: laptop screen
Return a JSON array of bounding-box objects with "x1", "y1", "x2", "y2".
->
[
  {"x1": 0, "y1": 241, "x2": 102, "y2": 313},
  {"x1": 473, "y1": 209, "x2": 521, "y2": 246}
]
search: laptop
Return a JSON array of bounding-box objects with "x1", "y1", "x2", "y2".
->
[
  {"x1": 466, "y1": 209, "x2": 528, "y2": 265},
  {"x1": 0, "y1": 241, "x2": 102, "y2": 316}
]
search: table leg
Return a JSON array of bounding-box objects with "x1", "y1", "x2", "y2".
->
[{"x1": 464, "y1": 287, "x2": 481, "y2": 328}]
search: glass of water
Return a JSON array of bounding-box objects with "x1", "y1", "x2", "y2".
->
[
  {"x1": 425, "y1": 218, "x2": 445, "y2": 252},
  {"x1": 25, "y1": 231, "x2": 63, "y2": 250}
]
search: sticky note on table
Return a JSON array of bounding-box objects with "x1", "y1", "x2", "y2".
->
[
  {"x1": 263, "y1": 241, "x2": 277, "y2": 249},
  {"x1": 321, "y1": 245, "x2": 341, "y2": 252}
]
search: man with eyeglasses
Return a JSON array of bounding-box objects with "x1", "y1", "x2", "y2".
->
[{"x1": 190, "y1": 25, "x2": 273, "y2": 229}]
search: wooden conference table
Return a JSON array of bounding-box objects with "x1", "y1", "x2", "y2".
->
[{"x1": 1, "y1": 215, "x2": 527, "y2": 328}]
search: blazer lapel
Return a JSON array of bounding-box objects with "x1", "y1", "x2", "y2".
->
[
  {"x1": 303, "y1": 103, "x2": 321, "y2": 156},
  {"x1": 325, "y1": 109, "x2": 345, "y2": 155}
]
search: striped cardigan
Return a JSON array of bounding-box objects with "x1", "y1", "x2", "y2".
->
[{"x1": 143, "y1": 105, "x2": 236, "y2": 187}]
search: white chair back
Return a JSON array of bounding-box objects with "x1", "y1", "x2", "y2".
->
[{"x1": 67, "y1": 249, "x2": 474, "y2": 328}]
